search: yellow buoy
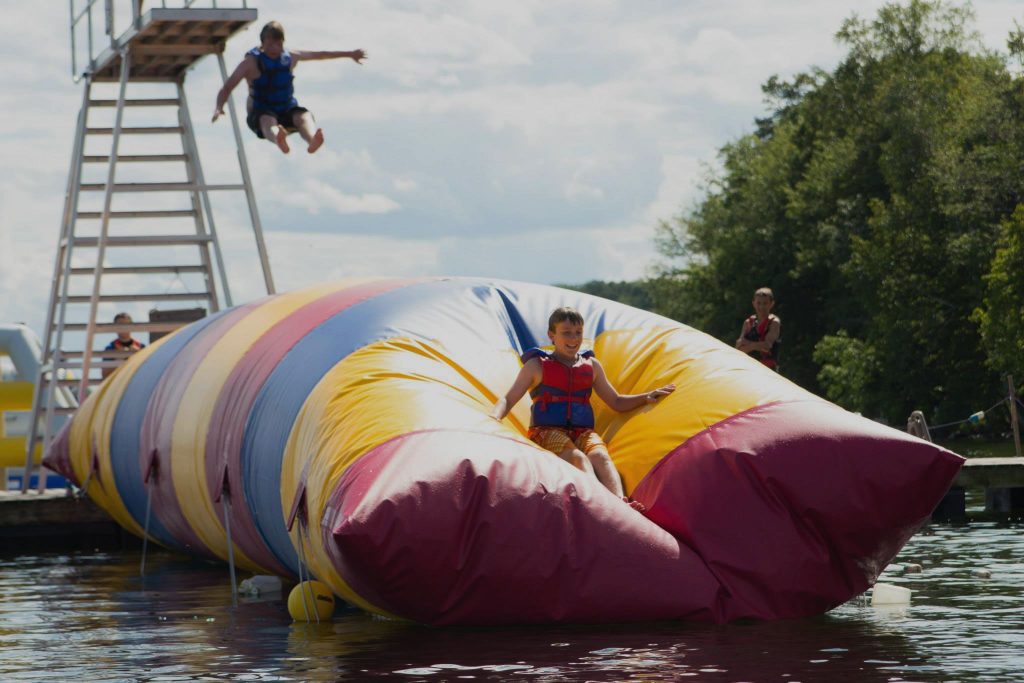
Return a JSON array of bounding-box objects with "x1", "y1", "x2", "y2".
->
[{"x1": 287, "y1": 580, "x2": 336, "y2": 621}]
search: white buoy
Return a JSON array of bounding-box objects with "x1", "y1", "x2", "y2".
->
[
  {"x1": 903, "y1": 563, "x2": 923, "y2": 574},
  {"x1": 871, "y1": 582, "x2": 911, "y2": 606},
  {"x1": 238, "y1": 575, "x2": 283, "y2": 596},
  {"x1": 971, "y1": 568, "x2": 992, "y2": 579}
]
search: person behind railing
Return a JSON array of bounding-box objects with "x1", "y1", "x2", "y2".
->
[{"x1": 101, "y1": 312, "x2": 146, "y2": 379}]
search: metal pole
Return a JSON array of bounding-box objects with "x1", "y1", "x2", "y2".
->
[
  {"x1": 1009, "y1": 375, "x2": 1022, "y2": 459},
  {"x1": 141, "y1": 480, "x2": 153, "y2": 576},
  {"x1": 216, "y1": 51, "x2": 276, "y2": 296},
  {"x1": 177, "y1": 80, "x2": 229, "y2": 309},
  {"x1": 79, "y1": 49, "x2": 131, "y2": 399},
  {"x1": 223, "y1": 492, "x2": 238, "y2": 607},
  {"x1": 69, "y1": 0, "x2": 77, "y2": 80},
  {"x1": 23, "y1": 81, "x2": 93, "y2": 492}
]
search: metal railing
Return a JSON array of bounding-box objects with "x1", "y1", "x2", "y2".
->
[{"x1": 69, "y1": 0, "x2": 250, "y2": 80}]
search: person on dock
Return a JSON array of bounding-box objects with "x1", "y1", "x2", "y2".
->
[
  {"x1": 736, "y1": 287, "x2": 781, "y2": 371},
  {"x1": 212, "y1": 21, "x2": 365, "y2": 154},
  {"x1": 101, "y1": 312, "x2": 146, "y2": 379},
  {"x1": 489, "y1": 306, "x2": 675, "y2": 512}
]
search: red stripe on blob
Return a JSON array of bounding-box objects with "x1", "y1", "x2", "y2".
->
[
  {"x1": 202, "y1": 279, "x2": 419, "y2": 575},
  {"x1": 321, "y1": 429, "x2": 720, "y2": 625},
  {"x1": 631, "y1": 400, "x2": 964, "y2": 621},
  {"x1": 138, "y1": 303, "x2": 260, "y2": 558}
]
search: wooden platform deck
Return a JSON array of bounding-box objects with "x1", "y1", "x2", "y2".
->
[
  {"x1": 87, "y1": 7, "x2": 257, "y2": 82},
  {"x1": 954, "y1": 457, "x2": 1024, "y2": 488}
]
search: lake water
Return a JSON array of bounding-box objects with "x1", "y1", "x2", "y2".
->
[{"x1": 1, "y1": 509, "x2": 1022, "y2": 682}]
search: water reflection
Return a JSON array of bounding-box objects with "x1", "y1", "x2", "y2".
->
[{"x1": 1, "y1": 521, "x2": 1021, "y2": 682}]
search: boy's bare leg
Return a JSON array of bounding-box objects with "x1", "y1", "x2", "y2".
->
[
  {"x1": 260, "y1": 114, "x2": 289, "y2": 153},
  {"x1": 293, "y1": 111, "x2": 324, "y2": 153},
  {"x1": 558, "y1": 445, "x2": 594, "y2": 476},
  {"x1": 586, "y1": 447, "x2": 624, "y2": 497}
]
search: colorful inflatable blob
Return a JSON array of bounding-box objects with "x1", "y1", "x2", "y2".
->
[{"x1": 44, "y1": 277, "x2": 963, "y2": 624}]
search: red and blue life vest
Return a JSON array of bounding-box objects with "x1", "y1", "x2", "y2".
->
[
  {"x1": 247, "y1": 47, "x2": 298, "y2": 113},
  {"x1": 744, "y1": 315, "x2": 780, "y2": 369},
  {"x1": 523, "y1": 348, "x2": 596, "y2": 429}
]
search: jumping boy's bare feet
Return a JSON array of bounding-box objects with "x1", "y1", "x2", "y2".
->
[
  {"x1": 276, "y1": 127, "x2": 290, "y2": 154},
  {"x1": 308, "y1": 128, "x2": 324, "y2": 154}
]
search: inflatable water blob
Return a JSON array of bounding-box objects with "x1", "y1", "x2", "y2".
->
[{"x1": 43, "y1": 277, "x2": 963, "y2": 624}]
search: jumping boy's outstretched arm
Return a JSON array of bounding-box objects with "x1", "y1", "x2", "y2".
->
[
  {"x1": 290, "y1": 49, "x2": 366, "y2": 63},
  {"x1": 490, "y1": 359, "x2": 542, "y2": 421},
  {"x1": 592, "y1": 359, "x2": 675, "y2": 413},
  {"x1": 212, "y1": 55, "x2": 258, "y2": 122}
]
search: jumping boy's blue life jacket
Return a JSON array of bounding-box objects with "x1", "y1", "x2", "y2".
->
[
  {"x1": 523, "y1": 348, "x2": 596, "y2": 429},
  {"x1": 247, "y1": 47, "x2": 298, "y2": 113}
]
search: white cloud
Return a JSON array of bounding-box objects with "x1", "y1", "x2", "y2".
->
[
  {"x1": 3, "y1": 0, "x2": 1023, "y2": 339},
  {"x1": 278, "y1": 178, "x2": 401, "y2": 215}
]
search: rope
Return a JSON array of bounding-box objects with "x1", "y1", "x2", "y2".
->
[{"x1": 928, "y1": 397, "x2": 1009, "y2": 431}]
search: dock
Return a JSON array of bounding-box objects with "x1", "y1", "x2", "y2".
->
[
  {"x1": 1, "y1": 457, "x2": 1020, "y2": 553},
  {"x1": 0, "y1": 490, "x2": 136, "y2": 552},
  {"x1": 931, "y1": 456, "x2": 1024, "y2": 522}
]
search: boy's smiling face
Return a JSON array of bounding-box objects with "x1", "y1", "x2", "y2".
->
[{"x1": 548, "y1": 320, "x2": 584, "y2": 360}]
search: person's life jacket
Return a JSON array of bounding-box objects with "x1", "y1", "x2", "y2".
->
[
  {"x1": 247, "y1": 47, "x2": 298, "y2": 113},
  {"x1": 743, "y1": 315, "x2": 780, "y2": 369},
  {"x1": 106, "y1": 337, "x2": 144, "y2": 352},
  {"x1": 523, "y1": 348, "x2": 596, "y2": 429}
]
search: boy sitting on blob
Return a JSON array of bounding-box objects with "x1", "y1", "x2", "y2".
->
[{"x1": 490, "y1": 307, "x2": 675, "y2": 511}]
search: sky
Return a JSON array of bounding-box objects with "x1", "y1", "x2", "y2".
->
[{"x1": 1, "y1": 0, "x2": 1021, "y2": 339}]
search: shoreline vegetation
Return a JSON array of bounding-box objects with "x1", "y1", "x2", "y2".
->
[{"x1": 565, "y1": 0, "x2": 1024, "y2": 437}]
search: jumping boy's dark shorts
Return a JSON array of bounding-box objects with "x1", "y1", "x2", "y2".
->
[{"x1": 246, "y1": 106, "x2": 309, "y2": 138}]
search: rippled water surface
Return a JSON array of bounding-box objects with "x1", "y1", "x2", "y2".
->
[{"x1": 1, "y1": 521, "x2": 1022, "y2": 682}]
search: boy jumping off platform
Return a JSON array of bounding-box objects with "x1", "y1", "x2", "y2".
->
[
  {"x1": 213, "y1": 21, "x2": 365, "y2": 154},
  {"x1": 490, "y1": 307, "x2": 675, "y2": 512}
]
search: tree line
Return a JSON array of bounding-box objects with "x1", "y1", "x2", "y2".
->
[{"x1": 568, "y1": 1, "x2": 1024, "y2": 432}]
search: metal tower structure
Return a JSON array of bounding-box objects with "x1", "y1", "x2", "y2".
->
[{"x1": 23, "y1": 0, "x2": 275, "y2": 492}]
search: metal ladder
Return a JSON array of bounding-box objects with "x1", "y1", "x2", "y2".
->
[{"x1": 23, "y1": 1, "x2": 273, "y2": 492}]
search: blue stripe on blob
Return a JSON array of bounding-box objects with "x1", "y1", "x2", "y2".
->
[{"x1": 239, "y1": 277, "x2": 656, "y2": 574}]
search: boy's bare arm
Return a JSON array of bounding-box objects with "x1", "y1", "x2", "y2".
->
[
  {"x1": 213, "y1": 57, "x2": 258, "y2": 122},
  {"x1": 490, "y1": 359, "x2": 541, "y2": 421},
  {"x1": 592, "y1": 360, "x2": 675, "y2": 412},
  {"x1": 736, "y1": 318, "x2": 752, "y2": 349},
  {"x1": 291, "y1": 49, "x2": 366, "y2": 63}
]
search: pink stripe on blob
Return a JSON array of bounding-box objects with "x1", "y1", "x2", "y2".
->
[
  {"x1": 203, "y1": 279, "x2": 420, "y2": 575},
  {"x1": 631, "y1": 400, "x2": 964, "y2": 621},
  {"x1": 321, "y1": 429, "x2": 720, "y2": 625},
  {"x1": 138, "y1": 302, "x2": 260, "y2": 558}
]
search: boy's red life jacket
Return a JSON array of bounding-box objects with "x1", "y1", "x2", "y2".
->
[
  {"x1": 522, "y1": 348, "x2": 596, "y2": 429},
  {"x1": 105, "y1": 337, "x2": 144, "y2": 352},
  {"x1": 743, "y1": 315, "x2": 779, "y2": 369}
]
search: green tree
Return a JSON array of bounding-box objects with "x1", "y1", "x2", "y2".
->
[
  {"x1": 560, "y1": 280, "x2": 655, "y2": 311},
  {"x1": 653, "y1": 0, "x2": 1024, "y2": 423},
  {"x1": 972, "y1": 206, "x2": 1024, "y2": 381}
]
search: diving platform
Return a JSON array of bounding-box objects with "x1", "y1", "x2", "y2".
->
[
  {"x1": 83, "y1": 7, "x2": 257, "y2": 82},
  {"x1": 22, "y1": 0, "x2": 274, "y2": 494}
]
